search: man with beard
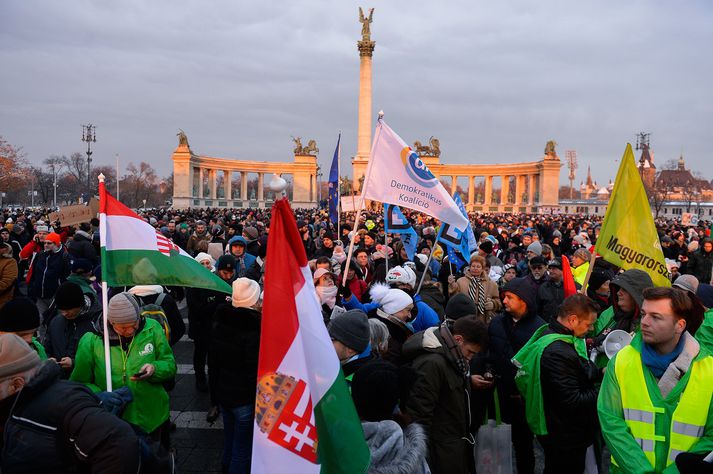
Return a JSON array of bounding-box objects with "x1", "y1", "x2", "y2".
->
[{"x1": 187, "y1": 220, "x2": 211, "y2": 256}]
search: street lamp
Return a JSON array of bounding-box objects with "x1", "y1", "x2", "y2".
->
[
  {"x1": 81, "y1": 124, "x2": 96, "y2": 197},
  {"x1": 316, "y1": 164, "x2": 323, "y2": 206}
]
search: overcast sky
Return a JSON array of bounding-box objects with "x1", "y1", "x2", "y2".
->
[{"x1": 1, "y1": 0, "x2": 711, "y2": 189}]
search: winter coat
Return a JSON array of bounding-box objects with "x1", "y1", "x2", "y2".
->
[
  {"x1": 412, "y1": 295, "x2": 441, "y2": 332},
  {"x1": 362, "y1": 421, "x2": 431, "y2": 474},
  {"x1": 598, "y1": 332, "x2": 713, "y2": 473},
  {"x1": 536, "y1": 279, "x2": 580, "y2": 322},
  {"x1": 375, "y1": 311, "x2": 414, "y2": 366},
  {"x1": 418, "y1": 282, "x2": 446, "y2": 321},
  {"x1": 403, "y1": 327, "x2": 472, "y2": 474},
  {"x1": 591, "y1": 269, "x2": 654, "y2": 337},
  {"x1": 70, "y1": 318, "x2": 177, "y2": 434},
  {"x1": 66, "y1": 230, "x2": 98, "y2": 266},
  {"x1": 186, "y1": 231, "x2": 211, "y2": 256},
  {"x1": 686, "y1": 241, "x2": 713, "y2": 284},
  {"x1": 43, "y1": 303, "x2": 100, "y2": 376},
  {"x1": 186, "y1": 284, "x2": 232, "y2": 340},
  {"x1": 28, "y1": 247, "x2": 71, "y2": 299},
  {"x1": 539, "y1": 320, "x2": 600, "y2": 449},
  {"x1": 227, "y1": 237, "x2": 257, "y2": 277},
  {"x1": 448, "y1": 274, "x2": 502, "y2": 322},
  {"x1": 207, "y1": 304, "x2": 261, "y2": 408},
  {"x1": 2, "y1": 362, "x2": 140, "y2": 473},
  {"x1": 66, "y1": 274, "x2": 98, "y2": 304},
  {"x1": 0, "y1": 249, "x2": 18, "y2": 308}
]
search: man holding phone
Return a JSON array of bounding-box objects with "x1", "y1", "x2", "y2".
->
[{"x1": 71, "y1": 292, "x2": 177, "y2": 449}]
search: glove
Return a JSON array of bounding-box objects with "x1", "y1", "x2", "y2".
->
[
  {"x1": 114, "y1": 386, "x2": 133, "y2": 404},
  {"x1": 675, "y1": 452, "x2": 712, "y2": 474},
  {"x1": 96, "y1": 391, "x2": 123, "y2": 415},
  {"x1": 484, "y1": 299, "x2": 495, "y2": 311},
  {"x1": 337, "y1": 283, "x2": 352, "y2": 301}
]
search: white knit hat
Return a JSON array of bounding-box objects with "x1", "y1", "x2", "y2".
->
[
  {"x1": 385, "y1": 266, "x2": 416, "y2": 289},
  {"x1": 370, "y1": 283, "x2": 413, "y2": 315},
  {"x1": 232, "y1": 278, "x2": 260, "y2": 308},
  {"x1": 194, "y1": 252, "x2": 215, "y2": 269}
]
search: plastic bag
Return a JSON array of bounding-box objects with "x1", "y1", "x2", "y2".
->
[{"x1": 474, "y1": 391, "x2": 513, "y2": 474}]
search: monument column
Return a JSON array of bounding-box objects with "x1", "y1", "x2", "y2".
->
[
  {"x1": 198, "y1": 168, "x2": 204, "y2": 200},
  {"x1": 501, "y1": 175, "x2": 510, "y2": 205},
  {"x1": 484, "y1": 175, "x2": 493, "y2": 206},
  {"x1": 241, "y1": 171, "x2": 248, "y2": 201},
  {"x1": 257, "y1": 173, "x2": 264, "y2": 201},
  {"x1": 451, "y1": 176, "x2": 458, "y2": 195},
  {"x1": 352, "y1": 8, "x2": 376, "y2": 192},
  {"x1": 224, "y1": 170, "x2": 232, "y2": 200},
  {"x1": 514, "y1": 175, "x2": 524, "y2": 205},
  {"x1": 468, "y1": 176, "x2": 475, "y2": 208},
  {"x1": 539, "y1": 157, "x2": 563, "y2": 208},
  {"x1": 528, "y1": 175, "x2": 536, "y2": 205},
  {"x1": 209, "y1": 170, "x2": 217, "y2": 199}
]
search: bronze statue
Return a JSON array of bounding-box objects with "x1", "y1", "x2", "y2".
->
[
  {"x1": 292, "y1": 136, "x2": 303, "y2": 155},
  {"x1": 303, "y1": 140, "x2": 319, "y2": 156},
  {"x1": 177, "y1": 129, "x2": 189, "y2": 147},
  {"x1": 359, "y1": 7, "x2": 374, "y2": 40},
  {"x1": 545, "y1": 140, "x2": 557, "y2": 158},
  {"x1": 412, "y1": 136, "x2": 441, "y2": 157}
]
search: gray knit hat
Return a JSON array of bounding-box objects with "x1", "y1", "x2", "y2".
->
[
  {"x1": 526, "y1": 241, "x2": 543, "y2": 256},
  {"x1": 674, "y1": 274, "x2": 699, "y2": 295},
  {"x1": 328, "y1": 309, "x2": 370, "y2": 353},
  {"x1": 0, "y1": 334, "x2": 41, "y2": 381},
  {"x1": 108, "y1": 292, "x2": 141, "y2": 324}
]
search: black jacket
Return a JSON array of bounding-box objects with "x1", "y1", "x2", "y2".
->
[
  {"x1": 686, "y1": 241, "x2": 713, "y2": 284},
  {"x1": 540, "y1": 320, "x2": 600, "y2": 448},
  {"x1": 29, "y1": 248, "x2": 71, "y2": 299},
  {"x1": 43, "y1": 303, "x2": 100, "y2": 376},
  {"x1": 66, "y1": 231, "x2": 98, "y2": 266},
  {"x1": 403, "y1": 327, "x2": 472, "y2": 474},
  {"x1": 186, "y1": 284, "x2": 232, "y2": 340},
  {"x1": 537, "y1": 279, "x2": 581, "y2": 322},
  {"x1": 375, "y1": 313, "x2": 413, "y2": 366},
  {"x1": 207, "y1": 305, "x2": 261, "y2": 408},
  {"x1": 1, "y1": 362, "x2": 140, "y2": 473}
]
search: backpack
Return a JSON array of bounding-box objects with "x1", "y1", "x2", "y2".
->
[{"x1": 138, "y1": 293, "x2": 171, "y2": 343}]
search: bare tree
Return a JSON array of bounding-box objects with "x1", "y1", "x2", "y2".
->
[{"x1": 121, "y1": 162, "x2": 158, "y2": 208}]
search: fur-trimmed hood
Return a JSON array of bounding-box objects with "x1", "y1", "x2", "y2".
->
[{"x1": 362, "y1": 421, "x2": 430, "y2": 474}]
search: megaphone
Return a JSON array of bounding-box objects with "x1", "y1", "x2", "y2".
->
[{"x1": 602, "y1": 330, "x2": 633, "y2": 359}]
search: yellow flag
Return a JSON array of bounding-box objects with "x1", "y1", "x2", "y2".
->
[{"x1": 595, "y1": 144, "x2": 670, "y2": 287}]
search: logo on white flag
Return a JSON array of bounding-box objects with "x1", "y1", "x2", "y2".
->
[{"x1": 401, "y1": 148, "x2": 438, "y2": 188}]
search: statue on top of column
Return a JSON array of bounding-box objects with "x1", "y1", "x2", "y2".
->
[
  {"x1": 544, "y1": 140, "x2": 558, "y2": 159},
  {"x1": 359, "y1": 7, "x2": 374, "y2": 40},
  {"x1": 177, "y1": 129, "x2": 190, "y2": 148},
  {"x1": 292, "y1": 137, "x2": 319, "y2": 156},
  {"x1": 413, "y1": 136, "x2": 441, "y2": 157}
]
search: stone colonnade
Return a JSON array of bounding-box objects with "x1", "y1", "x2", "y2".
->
[
  {"x1": 172, "y1": 143, "x2": 318, "y2": 209},
  {"x1": 422, "y1": 155, "x2": 561, "y2": 212}
]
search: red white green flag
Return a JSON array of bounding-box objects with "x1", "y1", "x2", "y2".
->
[
  {"x1": 99, "y1": 180, "x2": 231, "y2": 293},
  {"x1": 251, "y1": 198, "x2": 370, "y2": 474}
]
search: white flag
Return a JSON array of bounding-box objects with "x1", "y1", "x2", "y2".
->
[{"x1": 362, "y1": 119, "x2": 468, "y2": 232}]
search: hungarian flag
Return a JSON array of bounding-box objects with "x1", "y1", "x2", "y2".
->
[
  {"x1": 99, "y1": 180, "x2": 231, "y2": 293},
  {"x1": 252, "y1": 198, "x2": 369, "y2": 473},
  {"x1": 561, "y1": 255, "x2": 578, "y2": 297}
]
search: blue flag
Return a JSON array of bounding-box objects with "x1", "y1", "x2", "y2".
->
[
  {"x1": 437, "y1": 192, "x2": 473, "y2": 268},
  {"x1": 453, "y1": 193, "x2": 477, "y2": 252},
  {"x1": 384, "y1": 204, "x2": 418, "y2": 261},
  {"x1": 328, "y1": 134, "x2": 341, "y2": 225}
]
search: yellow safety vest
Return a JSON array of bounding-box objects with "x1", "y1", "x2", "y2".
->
[{"x1": 614, "y1": 344, "x2": 713, "y2": 469}]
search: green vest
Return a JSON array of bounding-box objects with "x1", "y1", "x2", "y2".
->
[
  {"x1": 695, "y1": 308, "x2": 713, "y2": 354},
  {"x1": 512, "y1": 324, "x2": 587, "y2": 435},
  {"x1": 31, "y1": 337, "x2": 47, "y2": 360},
  {"x1": 613, "y1": 344, "x2": 713, "y2": 469}
]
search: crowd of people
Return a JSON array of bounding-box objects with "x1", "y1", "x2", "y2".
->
[{"x1": 1, "y1": 205, "x2": 713, "y2": 473}]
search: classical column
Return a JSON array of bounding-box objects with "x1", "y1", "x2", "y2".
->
[
  {"x1": 451, "y1": 176, "x2": 458, "y2": 195},
  {"x1": 257, "y1": 173, "x2": 264, "y2": 201},
  {"x1": 209, "y1": 170, "x2": 217, "y2": 199},
  {"x1": 514, "y1": 175, "x2": 524, "y2": 205},
  {"x1": 198, "y1": 168, "x2": 204, "y2": 199},
  {"x1": 501, "y1": 175, "x2": 510, "y2": 204},
  {"x1": 353, "y1": 26, "x2": 376, "y2": 192},
  {"x1": 224, "y1": 170, "x2": 232, "y2": 200},
  {"x1": 484, "y1": 176, "x2": 493, "y2": 205},
  {"x1": 241, "y1": 171, "x2": 248, "y2": 200},
  {"x1": 528, "y1": 175, "x2": 536, "y2": 205},
  {"x1": 468, "y1": 176, "x2": 475, "y2": 207}
]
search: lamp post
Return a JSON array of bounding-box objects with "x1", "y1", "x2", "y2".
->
[
  {"x1": 316, "y1": 164, "x2": 323, "y2": 206},
  {"x1": 81, "y1": 124, "x2": 96, "y2": 197}
]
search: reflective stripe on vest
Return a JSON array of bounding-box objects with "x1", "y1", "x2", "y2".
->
[{"x1": 614, "y1": 344, "x2": 713, "y2": 469}]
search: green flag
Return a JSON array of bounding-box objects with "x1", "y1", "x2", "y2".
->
[{"x1": 595, "y1": 144, "x2": 670, "y2": 287}]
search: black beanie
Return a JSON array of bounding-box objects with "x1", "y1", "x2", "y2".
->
[
  {"x1": 479, "y1": 240, "x2": 493, "y2": 254},
  {"x1": 445, "y1": 293, "x2": 477, "y2": 320},
  {"x1": 351, "y1": 360, "x2": 400, "y2": 422},
  {"x1": 587, "y1": 270, "x2": 610, "y2": 293},
  {"x1": 0, "y1": 298, "x2": 40, "y2": 332},
  {"x1": 54, "y1": 282, "x2": 85, "y2": 310}
]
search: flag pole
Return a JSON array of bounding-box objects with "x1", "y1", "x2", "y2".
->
[
  {"x1": 343, "y1": 112, "x2": 384, "y2": 286},
  {"x1": 98, "y1": 173, "x2": 113, "y2": 392},
  {"x1": 578, "y1": 250, "x2": 598, "y2": 295},
  {"x1": 337, "y1": 131, "x2": 341, "y2": 241},
  {"x1": 415, "y1": 246, "x2": 435, "y2": 295},
  {"x1": 383, "y1": 205, "x2": 389, "y2": 276}
]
